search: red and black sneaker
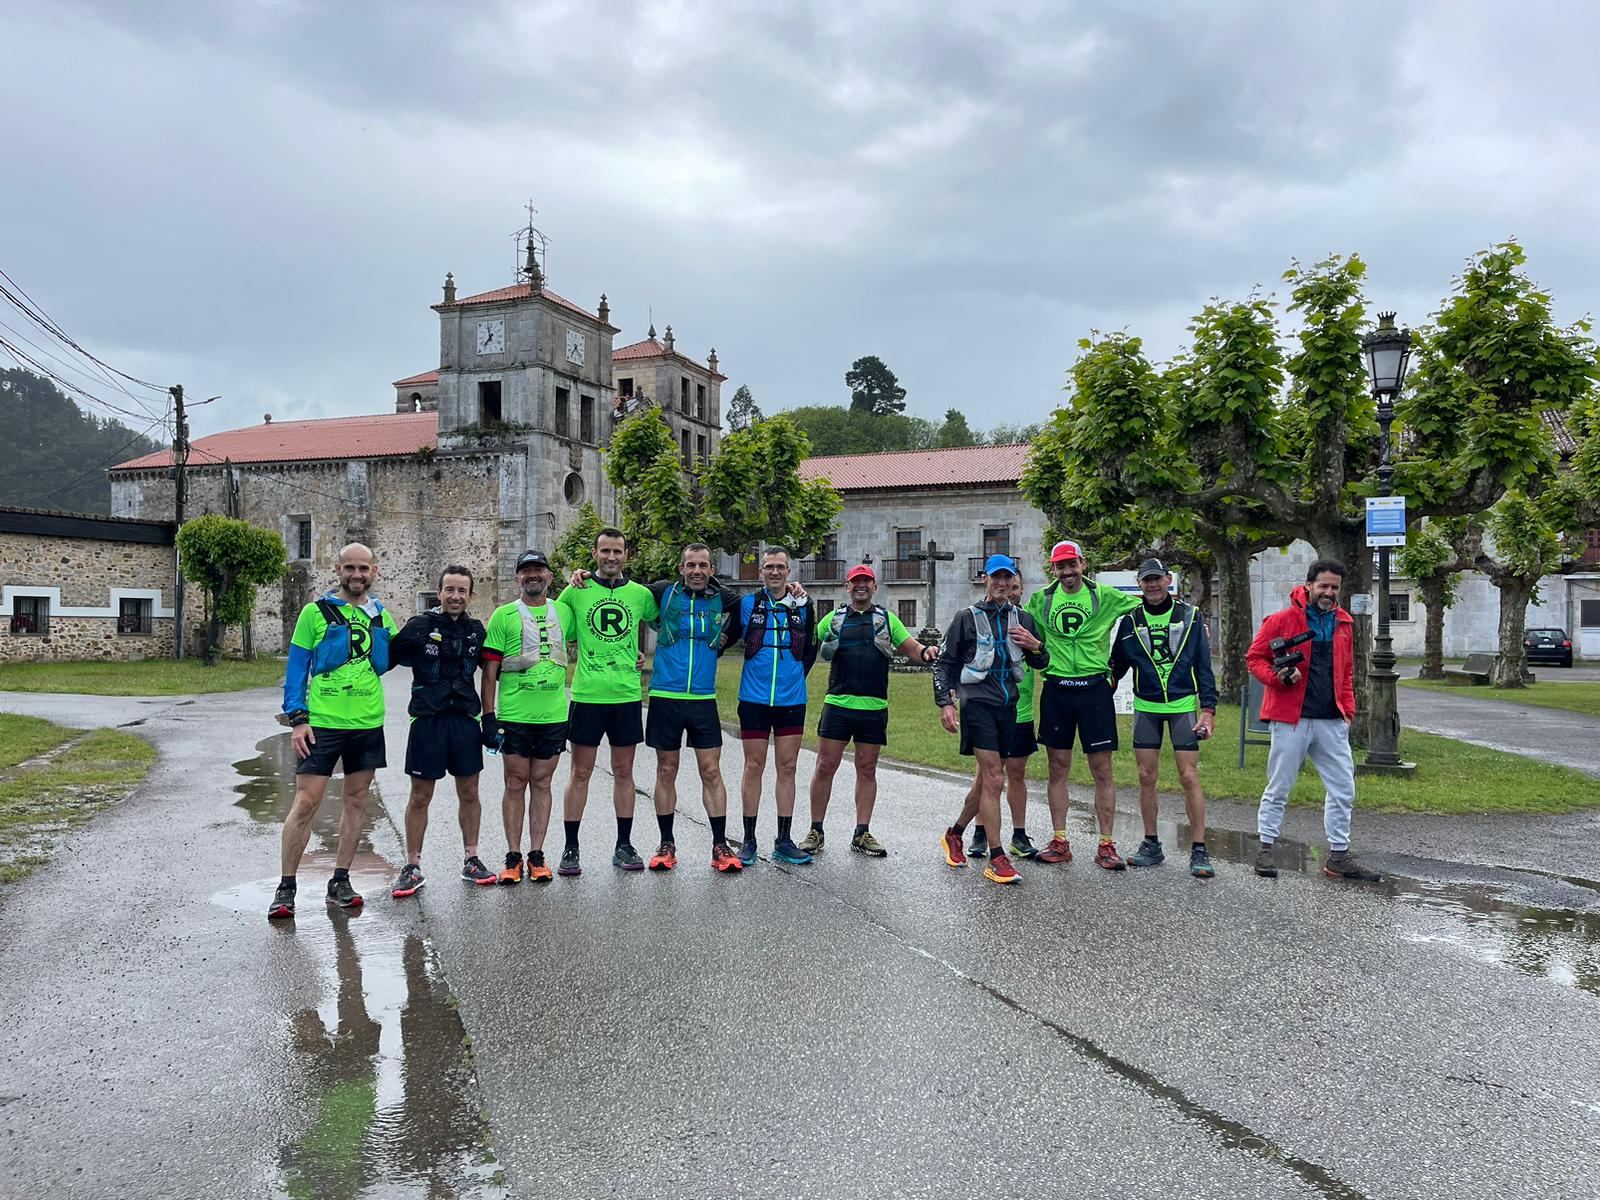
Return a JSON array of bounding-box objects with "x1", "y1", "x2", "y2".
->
[
  {"x1": 267, "y1": 883, "x2": 296, "y2": 920},
  {"x1": 325, "y1": 876, "x2": 364, "y2": 909},
  {"x1": 711, "y1": 842, "x2": 744, "y2": 873},
  {"x1": 1094, "y1": 841, "x2": 1127, "y2": 871},
  {"x1": 983, "y1": 852, "x2": 1021, "y2": 885},
  {"x1": 941, "y1": 827, "x2": 968, "y2": 869}
]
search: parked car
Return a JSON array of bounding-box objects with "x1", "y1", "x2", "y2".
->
[{"x1": 1524, "y1": 627, "x2": 1574, "y2": 668}]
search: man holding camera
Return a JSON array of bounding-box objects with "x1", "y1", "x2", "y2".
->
[{"x1": 1246, "y1": 559, "x2": 1381, "y2": 882}]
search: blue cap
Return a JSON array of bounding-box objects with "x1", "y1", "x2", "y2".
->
[{"x1": 983, "y1": 553, "x2": 1019, "y2": 577}]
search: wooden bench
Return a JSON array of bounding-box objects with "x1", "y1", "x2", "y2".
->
[{"x1": 1442, "y1": 651, "x2": 1533, "y2": 686}]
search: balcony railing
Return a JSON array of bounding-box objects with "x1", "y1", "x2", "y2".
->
[
  {"x1": 797, "y1": 558, "x2": 844, "y2": 583},
  {"x1": 884, "y1": 557, "x2": 927, "y2": 582}
]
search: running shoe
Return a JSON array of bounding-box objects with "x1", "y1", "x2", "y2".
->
[
  {"x1": 527, "y1": 851, "x2": 553, "y2": 883},
  {"x1": 738, "y1": 837, "x2": 759, "y2": 866},
  {"x1": 267, "y1": 883, "x2": 296, "y2": 920},
  {"x1": 1008, "y1": 831, "x2": 1039, "y2": 861},
  {"x1": 772, "y1": 837, "x2": 813, "y2": 865},
  {"x1": 711, "y1": 842, "x2": 744, "y2": 873},
  {"x1": 1127, "y1": 838, "x2": 1165, "y2": 868},
  {"x1": 1189, "y1": 846, "x2": 1215, "y2": 879},
  {"x1": 983, "y1": 852, "x2": 1021, "y2": 885},
  {"x1": 498, "y1": 853, "x2": 524, "y2": 886},
  {"x1": 558, "y1": 847, "x2": 582, "y2": 877},
  {"x1": 1094, "y1": 841, "x2": 1127, "y2": 871},
  {"x1": 392, "y1": 863, "x2": 426, "y2": 898},
  {"x1": 798, "y1": 827, "x2": 825, "y2": 855},
  {"x1": 461, "y1": 855, "x2": 496, "y2": 885},
  {"x1": 967, "y1": 828, "x2": 989, "y2": 859},
  {"x1": 1253, "y1": 843, "x2": 1278, "y2": 878},
  {"x1": 941, "y1": 827, "x2": 968, "y2": 868},
  {"x1": 326, "y1": 876, "x2": 364, "y2": 908},
  {"x1": 648, "y1": 841, "x2": 678, "y2": 872},
  {"x1": 613, "y1": 843, "x2": 645, "y2": 871},
  {"x1": 851, "y1": 830, "x2": 888, "y2": 857},
  {"x1": 1036, "y1": 836, "x2": 1073, "y2": 864},
  {"x1": 1323, "y1": 851, "x2": 1381, "y2": 882}
]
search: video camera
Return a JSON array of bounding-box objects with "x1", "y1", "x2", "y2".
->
[{"x1": 1269, "y1": 630, "x2": 1314, "y2": 673}]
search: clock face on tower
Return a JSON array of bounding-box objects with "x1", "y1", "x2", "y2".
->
[
  {"x1": 565, "y1": 329, "x2": 586, "y2": 367},
  {"x1": 476, "y1": 319, "x2": 505, "y2": 355}
]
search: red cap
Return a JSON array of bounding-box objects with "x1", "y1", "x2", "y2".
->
[
  {"x1": 845, "y1": 564, "x2": 876, "y2": 583},
  {"x1": 1050, "y1": 539, "x2": 1084, "y2": 563}
]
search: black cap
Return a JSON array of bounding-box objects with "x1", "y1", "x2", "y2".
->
[
  {"x1": 1137, "y1": 558, "x2": 1169, "y2": 580},
  {"x1": 515, "y1": 550, "x2": 551, "y2": 571}
]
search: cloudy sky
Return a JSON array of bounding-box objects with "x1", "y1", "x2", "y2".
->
[{"x1": 3, "y1": 0, "x2": 1598, "y2": 443}]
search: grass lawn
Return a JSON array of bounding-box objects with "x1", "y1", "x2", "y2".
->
[
  {"x1": 0, "y1": 656, "x2": 285, "y2": 696},
  {"x1": 0, "y1": 714, "x2": 157, "y2": 883},
  {"x1": 1400, "y1": 676, "x2": 1600, "y2": 718},
  {"x1": 714, "y1": 659, "x2": 1597, "y2": 815}
]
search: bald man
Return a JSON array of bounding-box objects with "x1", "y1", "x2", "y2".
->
[{"x1": 270, "y1": 543, "x2": 400, "y2": 920}]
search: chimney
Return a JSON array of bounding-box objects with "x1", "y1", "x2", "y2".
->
[
  {"x1": 442, "y1": 272, "x2": 456, "y2": 304},
  {"x1": 663, "y1": 324, "x2": 675, "y2": 353},
  {"x1": 707, "y1": 347, "x2": 719, "y2": 375},
  {"x1": 598, "y1": 293, "x2": 610, "y2": 325}
]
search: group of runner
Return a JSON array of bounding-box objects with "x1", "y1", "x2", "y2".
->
[{"x1": 268, "y1": 532, "x2": 1227, "y2": 919}]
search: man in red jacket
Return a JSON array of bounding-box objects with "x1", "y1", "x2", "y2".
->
[{"x1": 1246, "y1": 559, "x2": 1381, "y2": 882}]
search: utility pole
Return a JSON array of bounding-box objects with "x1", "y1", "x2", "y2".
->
[{"x1": 171, "y1": 384, "x2": 189, "y2": 660}]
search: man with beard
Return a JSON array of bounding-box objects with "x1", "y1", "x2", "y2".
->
[
  {"x1": 804, "y1": 563, "x2": 938, "y2": 860},
  {"x1": 479, "y1": 551, "x2": 569, "y2": 885},
  {"x1": 388, "y1": 566, "x2": 491, "y2": 897},
  {"x1": 960, "y1": 571, "x2": 1039, "y2": 863},
  {"x1": 270, "y1": 543, "x2": 399, "y2": 920}
]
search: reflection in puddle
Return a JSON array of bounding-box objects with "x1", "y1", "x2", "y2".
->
[
  {"x1": 1180, "y1": 823, "x2": 1600, "y2": 999},
  {"x1": 218, "y1": 735, "x2": 506, "y2": 1198}
]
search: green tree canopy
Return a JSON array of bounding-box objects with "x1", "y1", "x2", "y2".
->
[
  {"x1": 726, "y1": 384, "x2": 763, "y2": 432},
  {"x1": 935, "y1": 408, "x2": 979, "y2": 448},
  {"x1": 845, "y1": 355, "x2": 907, "y2": 415},
  {"x1": 175, "y1": 514, "x2": 287, "y2": 664}
]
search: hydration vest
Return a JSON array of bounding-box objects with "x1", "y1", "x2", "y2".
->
[
  {"x1": 656, "y1": 582, "x2": 724, "y2": 647},
  {"x1": 960, "y1": 603, "x2": 1025, "y2": 685},
  {"x1": 819, "y1": 605, "x2": 895, "y2": 662},
  {"x1": 741, "y1": 590, "x2": 811, "y2": 662},
  {"x1": 308, "y1": 597, "x2": 390, "y2": 677},
  {"x1": 501, "y1": 600, "x2": 568, "y2": 672}
]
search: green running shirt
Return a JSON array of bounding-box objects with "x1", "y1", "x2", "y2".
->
[
  {"x1": 289, "y1": 600, "x2": 400, "y2": 729},
  {"x1": 555, "y1": 579, "x2": 658, "y2": 703},
  {"x1": 484, "y1": 602, "x2": 569, "y2": 724},
  {"x1": 1016, "y1": 665, "x2": 1036, "y2": 724},
  {"x1": 1028, "y1": 581, "x2": 1140, "y2": 679},
  {"x1": 817, "y1": 607, "x2": 909, "y2": 711}
]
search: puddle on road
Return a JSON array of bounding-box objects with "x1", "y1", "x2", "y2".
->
[
  {"x1": 1179, "y1": 823, "x2": 1600, "y2": 999},
  {"x1": 214, "y1": 735, "x2": 507, "y2": 1199}
]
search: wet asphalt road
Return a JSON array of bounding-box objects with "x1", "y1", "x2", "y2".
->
[
  {"x1": 1398, "y1": 683, "x2": 1600, "y2": 779},
  {"x1": 1, "y1": 680, "x2": 1598, "y2": 1199}
]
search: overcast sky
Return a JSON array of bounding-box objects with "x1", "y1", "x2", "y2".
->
[{"x1": 4, "y1": 1, "x2": 1599, "y2": 443}]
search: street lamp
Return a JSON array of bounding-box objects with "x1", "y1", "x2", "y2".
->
[{"x1": 1361, "y1": 311, "x2": 1414, "y2": 773}]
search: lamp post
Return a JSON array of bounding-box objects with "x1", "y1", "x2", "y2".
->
[{"x1": 1360, "y1": 311, "x2": 1414, "y2": 774}]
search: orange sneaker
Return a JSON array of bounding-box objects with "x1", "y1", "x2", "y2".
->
[
  {"x1": 983, "y1": 852, "x2": 1022, "y2": 884},
  {"x1": 941, "y1": 827, "x2": 968, "y2": 868},
  {"x1": 711, "y1": 842, "x2": 744, "y2": 873},
  {"x1": 1037, "y1": 836, "x2": 1073, "y2": 864},
  {"x1": 649, "y1": 841, "x2": 678, "y2": 872},
  {"x1": 526, "y1": 852, "x2": 554, "y2": 883},
  {"x1": 497, "y1": 853, "x2": 524, "y2": 886}
]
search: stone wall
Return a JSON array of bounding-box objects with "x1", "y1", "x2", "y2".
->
[{"x1": 1, "y1": 530, "x2": 179, "y2": 662}]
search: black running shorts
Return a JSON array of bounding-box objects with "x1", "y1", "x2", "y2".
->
[
  {"x1": 645, "y1": 697, "x2": 723, "y2": 751},
  {"x1": 959, "y1": 700, "x2": 1025, "y2": 759},
  {"x1": 296, "y1": 725, "x2": 386, "y2": 777},
  {"x1": 404, "y1": 713, "x2": 484, "y2": 780},
  {"x1": 1038, "y1": 677, "x2": 1118, "y2": 754},
  {"x1": 500, "y1": 720, "x2": 567, "y2": 761},
  {"x1": 1131, "y1": 709, "x2": 1199, "y2": 752},
  {"x1": 816, "y1": 703, "x2": 889, "y2": 746},
  {"x1": 738, "y1": 701, "x2": 807, "y2": 740},
  {"x1": 567, "y1": 700, "x2": 643, "y2": 748}
]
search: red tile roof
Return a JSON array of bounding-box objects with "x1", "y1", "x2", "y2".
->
[
  {"x1": 801, "y1": 443, "x2": 1031, "y2": 491},
  {"x1": 613, "y1": 338, "x2": 665, "y2": 362},
  {"x1": 112, "y1": 411, "x2": 440, "y2": 471},
  {"x1": 392, "y1": 369, "x2": 439, "y2": 388},
  {"x1": 442, "y1": 284, "x2": 617, "y2": 330}
]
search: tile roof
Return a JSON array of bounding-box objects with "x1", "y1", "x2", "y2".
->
[
  {"x1": 112, "y1": 411, "x2": 440, "y2": 471},
  {"x1": 1545, "y1": 407, "x2": 1579, "y2": 457},
  {"x1": 612, "y1": 338, "x2": 665, "y2": 362},
  {"x1": 801, "y1": 443, "x2": 1031, "y2": 491},
  {"x1": 443, "y1": 284, "x2": 617, "y2": 330},
  {"x1": 392, "y1": 369, "x2": 440, "y2": 388}
]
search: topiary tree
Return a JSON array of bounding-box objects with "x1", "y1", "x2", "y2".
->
[{"x1": 174, "y1": 514, "x2": 288, "y2": 665}]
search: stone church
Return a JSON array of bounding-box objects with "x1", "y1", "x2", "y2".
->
[{"x1": 109, "y1": 241, "x2": 725, "y2": 654}]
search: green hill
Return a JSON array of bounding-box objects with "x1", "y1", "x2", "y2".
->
[{"x1": 0, "y1": 369, "x2": 166, "y2": 514}]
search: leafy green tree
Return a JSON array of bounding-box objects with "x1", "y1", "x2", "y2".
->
[
  {"x1": 726, "y1": 384, "x2": 763, "y2": 432},
  {"x1": 174, "y1": 514, "x2": 287, "y2": 664},
  {"x1": 548, "y1": 502, "x2": 606, "y2": 595},
  {"x1": 781, "y1": 404, "x2": 937, "y2": 455},
  {"x1": 934, "y1": 408, "x2": 979, "y2": 448},
  {"x1": 1396, "y1": 518, "x2": 1470, "y2": 679},
  {"x1": 845, "y1": 355, "x2": 907, "y2": 415},
  {"x1": 986, "y1": 421, "x2": 1043, "y2": 445}
]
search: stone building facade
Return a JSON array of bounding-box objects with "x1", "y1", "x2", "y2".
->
[
  {"x1": 612, "y1": 326, "x2": 725, "y2": 471},
  {"x1": 1, "y1": 508, "x2": 184, "y2": 662}
]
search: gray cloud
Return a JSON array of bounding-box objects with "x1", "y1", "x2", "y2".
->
[{"x1": 3, "y1": 0, "x2": 1597, "y2": 443}]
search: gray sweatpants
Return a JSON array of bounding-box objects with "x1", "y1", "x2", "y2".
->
[{"x1": 1255, "y1": 717, "x2": 1357, "y2": 851}]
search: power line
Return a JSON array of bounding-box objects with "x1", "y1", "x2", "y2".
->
[
  {"x1": 0, "y1": 317, "x2": 164, "y2": 422},
  {"x1": 0, "y1": 332, "x2": 164, "y2": 424},
  {"x1": 0, "y1": 269, "x2": 167, "y2": 392}
]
